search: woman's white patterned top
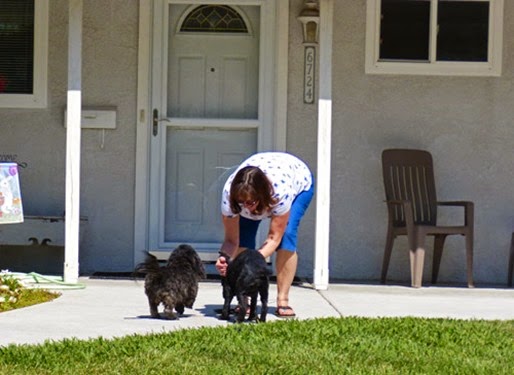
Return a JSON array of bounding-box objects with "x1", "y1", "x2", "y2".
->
[{"x1": 221, "y1": 152, "x2": 313, "y2": 220}]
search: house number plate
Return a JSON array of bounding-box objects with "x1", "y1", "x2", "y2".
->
[{"x1": 304, "y1": 46, "x2": 315, "y2": 104}]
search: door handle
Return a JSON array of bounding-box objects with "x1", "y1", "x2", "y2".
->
[
  {"x1": 152, "y1": 109, "x2": 159, "y2": 136},
  {"x1": 152, "y1": 109, "x2": 172, "y2": 136}
]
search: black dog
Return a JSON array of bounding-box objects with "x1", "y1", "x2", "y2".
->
[
  {"x1": 135, "y1": 244, "x2": 205, "y2": 320},
  {"x1": 220, "y1": 250, "x2": 270, "y2": 323}
]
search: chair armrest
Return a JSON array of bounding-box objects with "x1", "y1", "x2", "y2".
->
[
  {"x1": 437, "y1": 201, "x2": 473, "y2": 207},
  {"x1": 437, "y1": 201, "x2": 474, "y2": 227}
]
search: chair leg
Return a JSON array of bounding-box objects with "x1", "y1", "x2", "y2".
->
[
  {"x1": 381, "y1": 228, "x2": 395, "y2": 284},
  {"x1": 508, "y1": 233, "x2": 514, "y2": 287},
  {"x1": 432, "y1": 234, "x2": 447, "y2": 284},
  {"x1": 410, "y1": 231, "x2": 426, "y2": 288},
  {"x1": 466, "y1": 231, "x2": 474, "y2": 288}
]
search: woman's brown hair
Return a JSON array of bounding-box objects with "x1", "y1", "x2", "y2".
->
[{"x1": 229, "y1": 166, "x2": 279, "y2": 215}]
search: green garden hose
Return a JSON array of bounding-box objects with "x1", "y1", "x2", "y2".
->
[{"x1": 2, "y1": 271, "x2": 86, "y2": 290}]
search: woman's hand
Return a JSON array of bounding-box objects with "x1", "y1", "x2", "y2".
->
[{"x1": 216, "y1": 256, "x2": 228, "y2": 277}]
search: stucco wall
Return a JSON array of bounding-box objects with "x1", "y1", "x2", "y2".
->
[
  {"x1": 291, "y1": 0, "x2": 514, "y2": 285},
  {"x1": 0, "y1": 0, "x2": 139, "y2": 274},
  {"x1": 286, "y1": 0, "x2": 319, "y2": 280}
]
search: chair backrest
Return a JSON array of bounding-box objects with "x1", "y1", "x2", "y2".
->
[{"x1": 381, "y1": 149, "x2": 438, "y2": 227}]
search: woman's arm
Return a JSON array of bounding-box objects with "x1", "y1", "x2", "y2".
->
[
  {"x1": 220, "y1": 215, "x2": 240, "y2": 258},
  {"x1": 216, "y1": 215, "x2": 240, "y2": 276},
  {"x1": 258, "y1": 211, "x2": 290, "y2": 258}
]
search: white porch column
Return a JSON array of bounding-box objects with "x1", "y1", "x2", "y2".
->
[
  {"x1": 64, "y1": 0, "x2": 83, "y2": 283},
  {"x1": 314, "y1": 0, "x2": 333, "y2": 290}
]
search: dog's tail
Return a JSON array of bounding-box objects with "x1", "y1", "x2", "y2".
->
[{"x1": 134, "y1": 251, "x2": 162, "y2": 275}]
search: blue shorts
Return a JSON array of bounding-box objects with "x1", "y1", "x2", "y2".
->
[{"x1": 239, "y1": 178, "x2": 314, "y2": 252}]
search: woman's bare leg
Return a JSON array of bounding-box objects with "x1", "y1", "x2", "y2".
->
[{"x1": 275, "y1": 249, "x2": 297, "y2": 315}]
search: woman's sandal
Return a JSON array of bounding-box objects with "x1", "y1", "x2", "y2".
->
[{"x1": 275, "y1": 305, "x2": 296, "y2": 318}]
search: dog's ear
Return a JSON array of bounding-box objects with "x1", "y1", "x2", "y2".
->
[
  {"x1": 193, "y1": 253, "x2": 206, "y2": 278},
  {"x1": 182, "y1": 245, "x2": 205, "y2": 278}
]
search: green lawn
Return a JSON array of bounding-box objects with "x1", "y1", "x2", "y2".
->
[
  {"x1": 1, "y1": 317, "x2": 512, "y2": 374},
  {"x1": 0, "y1": 273, "x2": 60, "y2": 313}
]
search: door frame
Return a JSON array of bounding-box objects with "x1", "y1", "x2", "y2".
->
[{"x1": 133, "y1": 0, "x2": 289, "y2": 266}]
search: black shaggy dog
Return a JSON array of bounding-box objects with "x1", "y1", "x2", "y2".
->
[
  {"x1": 220, "y1": 249, "x2": 270, "y2": 323},
  {"x1": 135, "y1": 244, "x2": 205, "y2": 320}
]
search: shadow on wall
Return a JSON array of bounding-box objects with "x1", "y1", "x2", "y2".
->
[
  {"x1": 0, "y1": 215, "x2": 88, "y2": 276},
  {"x1": 0, "y1": 244, "x2": 64, "y2": 275}
]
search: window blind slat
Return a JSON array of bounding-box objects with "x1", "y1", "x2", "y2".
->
[{"x1": 0, "y1": 0, "x2": 35, "y2": 94}]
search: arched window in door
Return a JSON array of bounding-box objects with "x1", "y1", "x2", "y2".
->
[{"x1": 180, "y1": 5, "x2": 248, "y2": 33}]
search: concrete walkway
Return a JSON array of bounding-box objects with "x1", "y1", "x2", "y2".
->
[{"x1": 1, "y1": 277, "x2": 513, "y2": 347}]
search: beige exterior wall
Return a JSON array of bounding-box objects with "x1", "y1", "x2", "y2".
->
[
  {"x1": 1, "y1": 0, "x2": 513, "y2": 285},
  {"x1": 287, "y1": 0, "x2": 318, "y2": 279},
  {"x1": 0, "y1": 0, "x2": 139, "y2": 273},
  {"x1": 305, "y1": 0, "x2": 514, "y2": 284}
]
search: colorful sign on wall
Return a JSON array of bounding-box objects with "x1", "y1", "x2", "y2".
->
[{"x1": 0, "y1": 163, "x2": 24, "y2": 224}]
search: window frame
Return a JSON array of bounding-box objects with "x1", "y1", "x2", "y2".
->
[
  {"x1": 365, "y1": 0, "x2": 504, "y2": 76},
  {"x1": 0, "y1": 0, "x2": 49, "y2": 108}
]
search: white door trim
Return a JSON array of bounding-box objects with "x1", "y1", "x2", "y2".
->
[
  {"x1": 133, "y1": 0, "x2": 288, "y2": 265},
  {"x1": 133, "y1": 0, "x2": 152, "y2": 266}
]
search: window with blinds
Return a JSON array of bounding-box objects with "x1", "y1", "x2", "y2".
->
[
  {"x1": 0, "y1": 0, "x2": 47, "y2": 108},
  {"x1": 0, "y1": 0, "x2": 34, "y2": 95}
]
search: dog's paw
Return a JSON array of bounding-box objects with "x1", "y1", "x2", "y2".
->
[
  {"x1": 175, "y1": 305, "x2": 185, "y2": 315},
  {"x1": 247, "y1": 313, "x2": 258, "y2": 321},
  {"x1": 219, "y1": 312, "x2": 230, "y2": 321},
  {"x1": 247, "y1": 314, "x2": 266, "y2": 323},
  {"x1": 162, "y1": 309, "x2": 178, "y2": 320}
]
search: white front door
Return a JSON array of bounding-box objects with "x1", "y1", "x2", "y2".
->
[{"x1": 148, "y1": 1, "x2": 276, "y2": 261}]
